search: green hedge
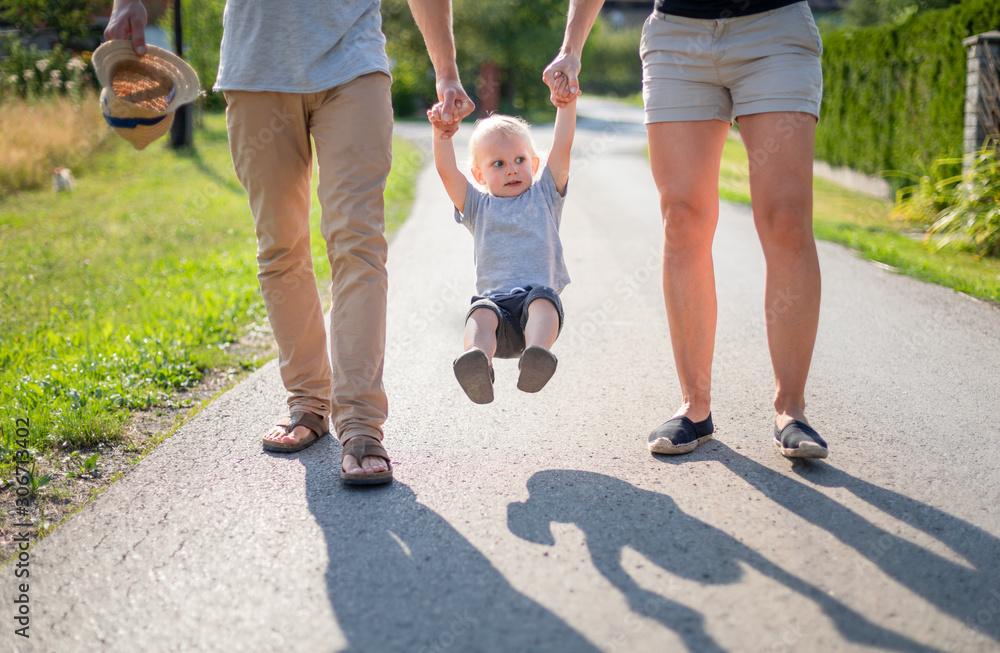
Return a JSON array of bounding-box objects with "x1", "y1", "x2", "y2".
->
[{"x1": 818, "y1": 0, "x2": 1000, "y2": 187}]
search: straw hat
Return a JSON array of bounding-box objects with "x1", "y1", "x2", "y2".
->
[{"x1": 92, "y1": 40, "x2": 200, "y2": 150}]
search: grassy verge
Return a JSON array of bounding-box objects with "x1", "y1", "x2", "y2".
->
[
  {"x1": 0, "y1": 93, "x2": 113, "y2": 196},
  {"x1": 0, "y1": 110, "x2": 423, "y2": 507},
  {"x1": 718, "y1": 137, "x2": 1000, "y2": 306}
]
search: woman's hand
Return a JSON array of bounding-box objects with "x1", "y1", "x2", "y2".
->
[{"x1": 543, "y1": 52, "x2": 582, "y2": 108}]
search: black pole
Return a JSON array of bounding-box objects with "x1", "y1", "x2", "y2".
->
[{"x1": 170, "y1": 0, "x2": 193, "y2": 148}]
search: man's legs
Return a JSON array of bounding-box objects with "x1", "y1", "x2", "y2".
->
[
  {"x1": 310, "y1": 73, "x2": 393, "y2": 474},
  {"x1": 738, "y1": 111, "x2": 821, "y2": 430},
  {"x1": 227, "y1": 91, "x2": 333, "y2": 446}
]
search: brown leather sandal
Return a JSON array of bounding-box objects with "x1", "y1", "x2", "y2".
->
[
  {"x1": 340, "y1": 435, "x2": 393, "y2": 485},
  {"x1": 262, "y1": 410, "x2": 329, "y2": 453}
]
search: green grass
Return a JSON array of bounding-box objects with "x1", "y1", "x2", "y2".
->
[
  {"x1": 617, "y1": 91, "x2": 643, "y2": 108},
  {"x1": 718, "y1": 138, "x2": 1000, "y2": 305},
  {"x1": 0, "y1": 112, "x2": 423, "y2": 460}
]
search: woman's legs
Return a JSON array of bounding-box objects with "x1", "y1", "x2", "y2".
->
[
  {"x1": 738, "y1": 111, "x2": 821, "y2": 429},
  {"x1": 647, "y1": 120, "x2": 731, "y2": 423}
]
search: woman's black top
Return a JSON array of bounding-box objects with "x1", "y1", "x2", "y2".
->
[{"x1": 653, "y1": 0, "x2": 801, "y2": 19}]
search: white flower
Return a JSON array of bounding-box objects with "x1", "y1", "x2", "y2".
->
[
  {"x1": 66, "y1": 81, "x2": 77, "y2": 91},
  {"x1": 50, "y1": 69, "x2": 62, "y2": 81},
  {"x1": 67, "y1": 57, "x2": 87, "y2": 72},
  {"x1": 23, "y1": 70, "x2": 34, "y2": 80},
  {"x1": 35, "y1": 59, "x2": 49, "y2": 73},
  {"x1": 7, "y1": 75, "x2": 17, "y2": 85}
]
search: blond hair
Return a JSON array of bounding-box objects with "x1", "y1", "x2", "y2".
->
[{"x1": 468, "y1": 113, "x2": 537, "y2": 168}]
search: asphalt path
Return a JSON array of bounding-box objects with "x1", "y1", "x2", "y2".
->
[{"x1": 10, "y1": 98, "x2": 1000, "y2": 652}]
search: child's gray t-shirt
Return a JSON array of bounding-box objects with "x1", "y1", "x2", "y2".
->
[
  {"x1": 456, "y1": 166, "x2": 571, "y2": 297},
  {"x1": 213, "y1": 0, "x2": 390, "y2": 93}
]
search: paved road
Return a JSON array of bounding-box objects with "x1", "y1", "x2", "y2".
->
[{"x1": 11, "y1": 99, "x2": 1000, "y2": 652}]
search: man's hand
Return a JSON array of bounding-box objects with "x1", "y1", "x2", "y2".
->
[
  {"x1": 406, "y1": 0, "x2": 475, "y2": 138},
  {"x1": 543, "y1": 52, "x2": 582, "y2": 108},
  {"x1": 105, "y1": 0, "x2": 148, "y2": 55},
  {"x1": 434, "y1": 78, "x2": 475, "y2": 140}
]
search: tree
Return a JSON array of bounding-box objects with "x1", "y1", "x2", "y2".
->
[
  {"x1": 454, "y1": 0, "x2": 566, "y2": 114},
  {"x1": 381, "y1": 0, "x2": 566, "y2": 117},
  {"x1": 1, "y1": 0, "x2": 104, "y2": 46},
  {"x1": 158, "y1": 0, "x2": 225, "y2": 111}
]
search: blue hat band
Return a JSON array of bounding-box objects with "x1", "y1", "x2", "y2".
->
[{"x1": 103, "y1": 113, "x2": 168, "y2": 129}]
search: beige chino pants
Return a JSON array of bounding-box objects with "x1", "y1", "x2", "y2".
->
[{"x1": 225, "y1": 72, "x2": 392, "y2": 443}]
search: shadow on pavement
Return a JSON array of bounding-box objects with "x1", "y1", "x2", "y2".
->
[
  {"x1": 508, "y1": 469, "x2": 936, "y2": 653},
  {"x1": 686, "y1": 441, "x2": 1000, "y2": 650},
  {"x1": 302, "y1": 448, "x2": 600, "y2": 653}
]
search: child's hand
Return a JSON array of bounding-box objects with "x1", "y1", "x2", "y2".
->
[
  {"x1": 548, "y1": 71, "x2": 578, "y2": 107},
  {"x1": 427, "y1": 102, "x2": 460, "y2": 139}
]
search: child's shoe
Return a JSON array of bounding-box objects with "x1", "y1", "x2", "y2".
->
[
  {"x1": 517, "y1": 345, "x2": 558, "y2": 393},
  {"x1": 454, "y1": 349, "x2": 495, "y2": 404}
]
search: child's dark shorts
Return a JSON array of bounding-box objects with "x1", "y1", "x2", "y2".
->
[{"x1": 466, "y1": 285, "x2": 564, "y2": 359}]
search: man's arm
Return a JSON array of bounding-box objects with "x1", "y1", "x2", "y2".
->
[
  {"x1": 543, "y1": 0, "x2": 606, "y2": 107},
  {"x1": 428, "y1": 106, "x2": 469, "y2": 211},
  {"x1": 407, "y1": 0, "x2": 475, "y2": 139},
  {"x1": 547, "y1": 99, "x2": 577, "y2": 196},
  {"x1": 105, "y1": 0, "x2": 148, "y2": 54}
]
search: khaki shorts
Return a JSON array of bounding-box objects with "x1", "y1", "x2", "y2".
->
[{"x1": 640, "y1": 1, "x2": 823, "y2": 124}]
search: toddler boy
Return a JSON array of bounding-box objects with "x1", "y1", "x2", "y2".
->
[{"x1": 427, "y1": 93, "x2": 576, "y2": 404}]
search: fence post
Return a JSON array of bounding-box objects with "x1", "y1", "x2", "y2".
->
[
  {"x1": 962, "y1": 31, "x2": 1000, "y2": 169},
  {"x1": 170, "y1": 0, "x2": 193, "y2": 149}
]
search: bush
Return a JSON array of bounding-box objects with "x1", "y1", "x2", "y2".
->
[
  {"x1": 893, "y1": 142, "x2": 1000, "y2": 257},
  {"x1": 840, "y1": 0, "x2": 962, "y2": 28},
  {"x1": 818, "y1": 0, "x2": 1000, "y2": 189},
  {"x1": 0, "y1": 37, "x2": 97, "y2": 102}
]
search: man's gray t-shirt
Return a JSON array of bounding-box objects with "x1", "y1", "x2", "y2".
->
[
  {"x1": 213, "y1": 0, "x2": 390, "y2": 93},
  {"x1": 456, "y1": 166, "x2": 571, "y2": 297}
]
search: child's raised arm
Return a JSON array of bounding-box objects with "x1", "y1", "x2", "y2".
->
[
  {"x1": 428, "y1": 103, "x2": 468, "y2": 211},
  {"x1": 547, "y1": 95, "x2": 576, "y2": 197}
]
